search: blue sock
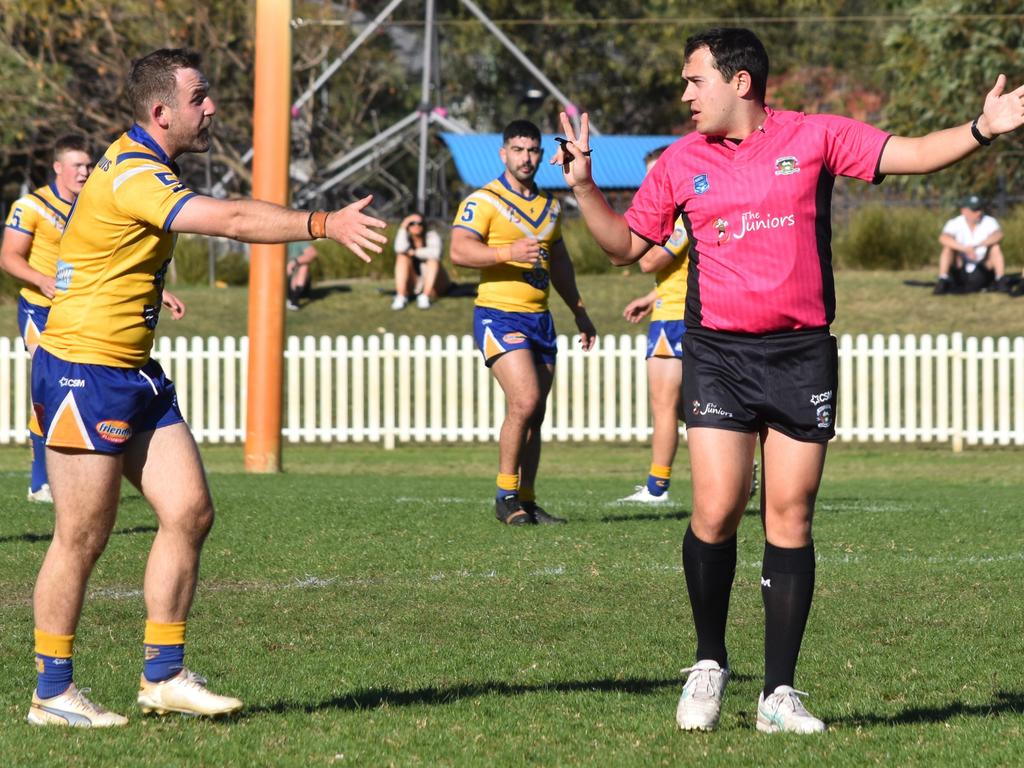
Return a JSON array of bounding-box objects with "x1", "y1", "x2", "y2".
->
[
  {"x1": 646, "y1": 464, "x2": 671, "y2": 497},
  {"x1": 36, "y1": 654, "x2": 73, "y2": 699},
  {"x1": 143, "y1": 644, "x2": 185, "y2": 683},
  {"x1": 30, "y1": 433, "x2": 48, "y2": 492}
]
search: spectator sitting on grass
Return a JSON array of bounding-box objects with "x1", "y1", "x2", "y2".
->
[
  {"x1": 933, "y1": 194, "x2": 1008, "y2": 294},
  {"x1": 287, "y1": 241, "x2": 319, "y2": 310},
  {"x1": 391, "y1": 213, "x2": 450, "y2": 310}
]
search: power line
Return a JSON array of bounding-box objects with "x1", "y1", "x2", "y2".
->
[{"x1": 293, "y1": 13, "x2": 1024, "y2": 29}]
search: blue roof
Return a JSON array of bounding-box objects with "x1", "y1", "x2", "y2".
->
[{"x1": 440, "y1": 133, "x2": 679, "y2": 190}]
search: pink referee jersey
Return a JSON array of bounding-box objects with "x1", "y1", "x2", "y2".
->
[{"x1": 626, "y1": 107, "x2": 890, "y2": 334}]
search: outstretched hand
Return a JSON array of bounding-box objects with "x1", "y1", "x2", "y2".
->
[
  {"x1": 551, "y1": 112, "x2": 594, "y2": 188},
  {"x1": 980, "y1": 74, "x2": 1024, "y2": 137},
  {"x1": 327, "y1": 195, "x2": 388, "y2": 263},
  {"x1": 623, "y1": 296, "x2": 654, "y2": 324}
]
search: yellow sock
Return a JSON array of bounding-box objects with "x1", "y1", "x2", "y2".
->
[
  {"x1": 34, "y1": 628, "x2": 74, "y2": 659},
  {"x1": 144, "y1": 620, "x2": 187, "y2": 646},
  {"x1": 496, "y1": 473, "x2": 519, "y2": 493}
]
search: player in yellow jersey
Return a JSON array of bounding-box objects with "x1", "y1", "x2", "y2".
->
[
  {"x1": 2, "y1": 135, "x2": 187, "y2": 506},
  {"x1": 451, "y1": 120, "x2": 596, "y2": 526},
  {"x1": 27, "y1": 49, "x2": 387, "y2": 728},
  {"x1": 1, "y1": 135, "x2": 92, "y2": 503},
  {"x1": 619, "y1": 218, "x2": 690, "y2": 504}
]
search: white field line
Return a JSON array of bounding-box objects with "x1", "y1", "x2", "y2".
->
[{"x1": 3, "y1": 550, "x2": 1019, "y2": 610}]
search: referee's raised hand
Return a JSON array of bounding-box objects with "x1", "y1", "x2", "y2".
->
[{"x1": 553, "y1": 112, "x2": 593, "y2": 189}]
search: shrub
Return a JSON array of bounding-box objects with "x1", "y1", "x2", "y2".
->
[{"x1": 833, "y1": 204, "x2": 944, "y2": 269}]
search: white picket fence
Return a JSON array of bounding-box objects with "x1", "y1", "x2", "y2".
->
[{"x1": 1, "y1": 332, "x2": 1022, "y2": 451}]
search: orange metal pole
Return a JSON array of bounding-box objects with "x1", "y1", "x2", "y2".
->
[{"x1": 245, "y1": 0, "x2": 292, "y2": 473}]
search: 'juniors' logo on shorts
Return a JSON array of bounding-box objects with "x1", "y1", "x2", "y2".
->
[
  {"x1": 502, "y1": 332, "x2": 526, "y2": 345},
  {"x1": 96, "y1": 420, "x2": 132, "y2": 444}
]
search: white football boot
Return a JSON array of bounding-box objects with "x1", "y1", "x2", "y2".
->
[
  {"x1": 138, "y1": 668, "x2": 243, "y2": 717},
  {"x1": 676, "y1": 659, "x2": 730, "y2": 731},
  {"x1": 756, "y1": 685, "x2": 827, "y2": 733},
  {"x1": 617, "y1": 485, "x2": 671, "y2": 504},
  {"x1": 27, "y1": 483, "x2": 53, "y2": 503},
  {"x1": 28, "y1": 684, "x2": 128, "y2": 727}
]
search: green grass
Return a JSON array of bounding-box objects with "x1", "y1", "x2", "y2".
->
[
  {"x1": 4, "y1": 268, "x2": 1024, "y2": 343},
  {"x1": 25, "y1": 267, "x2": 1009, "y2": 347},
  {"x1": 0, "y1": 441, "x2": 1022, "y2": 766}
]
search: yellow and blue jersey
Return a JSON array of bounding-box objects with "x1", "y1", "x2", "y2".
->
[
  {"x1": 3, "y1": 182, "x2": 74, "y2": 309},
  {"x1": 452, "y1": 176, "x2": 562, "y2": 313},
  {"x1": 41, "y1": 124, "x2": 196, "y2": 368},
  {"x1": 651, "y1": 219, "x2": 689, "y2": 323}
]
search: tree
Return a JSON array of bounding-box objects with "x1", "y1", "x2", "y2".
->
[{"x1": 880, "y1": 0, "x2": 1024, "y2": 206}]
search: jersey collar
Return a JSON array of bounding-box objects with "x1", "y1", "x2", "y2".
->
[
  {"x1": 496, "y1": 174, "x2": 538, "y2": 201},
  {"x1": 125, "y1": 124, "x2": 179, "y2": 172},
  {"x1": 48, "y1": 180, "x2": 73, "y2": 205}
]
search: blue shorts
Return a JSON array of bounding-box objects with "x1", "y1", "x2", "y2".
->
[
  {"x1": 18, "y1": 296, "x2": 50, "y2": 353},
  {"x1": 31, "y1": 347, "x2": 184, "y2": 454},
  {"x1": 473, "y1": 306, "x2": 557, "y2": 367},
  {"x1": 646, "y1": 319, "x2": 686, "y2": 359}
]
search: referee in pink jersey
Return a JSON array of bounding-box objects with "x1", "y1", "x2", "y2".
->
[{"x1": 554, "y1": 27, "x2": 1024, "y2": 734}]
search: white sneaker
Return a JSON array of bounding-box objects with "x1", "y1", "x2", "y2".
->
[
  {"x1": 416, "y1": 293, "x2": 431, "y2": 309},
  {"x1": 138, "y1": 668, "x2": 243, "y2": 717},
  {"x1": 27, "y1": 484, "x2": 53, "y2": 503},
  {"x1": 391, "y1": 294, "x2": 408, "y2": 310},
  {"x1": 28, "y1": 684, "x2": 128, "y2": 727},
  {"x1": 618, "y1": 485, "x2": 670, "y2": 504},
  {"x1": 676, "y1": 659, "x2": 730, "y2": 731},
  {"x1": 756, "y1": 685, "x2": 827, "y2": 733}
]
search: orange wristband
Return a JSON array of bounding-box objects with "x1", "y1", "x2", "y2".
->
[{"x1": 308, "y1": 210, "x2": 329, "y2": 239}]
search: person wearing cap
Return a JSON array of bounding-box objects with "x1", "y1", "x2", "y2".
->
[{"x1": 933, "y1": 194, "x2": 1006, "y2": 294}]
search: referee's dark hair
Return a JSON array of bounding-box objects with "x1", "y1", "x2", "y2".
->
[
  {"x1": 502, "y1": 119, "x2": 541, "y2": 145},
  {"x1": 685, "y1": 27, "x2": 770, "y2": 103}
]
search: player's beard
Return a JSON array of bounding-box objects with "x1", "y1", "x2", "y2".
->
[{"x1": 512, "y1": 163, "x2": 536, "y2": 183}]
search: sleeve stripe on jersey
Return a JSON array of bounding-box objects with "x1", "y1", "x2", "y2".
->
[
  {"x1": 163, "y1": 192, "x2": 197, "y2": 231},
  {"x1": 29, "y1": 193, "x2": 68, "y2": 224},
  {"x1": 4, "y1": 224, "x2": 33, "y2": 236},
  {"x1": 112, "y1": 163, "x2": 163, "y2": 192},
  {"x1": 452, "y1": 223, "x2": 484, "y2": 238}
]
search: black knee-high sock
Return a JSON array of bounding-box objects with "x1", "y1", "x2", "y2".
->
[
  {"x1": 682, "y1": 526, "x2": 737, "y2": 668},
  {"x1": 761, "y1": 540, "x2": 816, "y2": 696}
]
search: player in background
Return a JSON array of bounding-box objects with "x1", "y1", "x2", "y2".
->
[
  {"x1": 555, "y1": 27, "x2": 1024, "y2": 734},
  {"x1": 27, "y1": 48, "x2": 386, "y2": 727},
  {"x1": 2, "y1": 135, "x2": 188, "y2": 505},
  {"x1": 618, "y1": 216, "x2": 689, "y2": 504},
  {"x1": 451, "y1": 120, "x2": 596, "y2": 526}
]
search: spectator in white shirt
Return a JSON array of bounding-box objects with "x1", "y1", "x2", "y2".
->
[
  {"x1": 934, "y1": 194, "x2": 1006, "y2": 294},
  {"x1": 391, "y1": 213, "x2": 450, "y2": 309}
]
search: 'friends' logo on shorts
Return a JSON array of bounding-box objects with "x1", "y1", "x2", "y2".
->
[
  {"x1": 809, "y1": 389, "x2": 833, "y2": 406},
  {"x1": 96, "y1": 420, "x2": 132, "y2": 444},
  {"x1": 59, "y1": 377, "x2": 86, "y2": 388},
  {"x1": 502, "y1": 332, "x2": 527, "y2": 345},
  {"x1": 691, "y1": 400, "x2": 734, "y2": 418}
]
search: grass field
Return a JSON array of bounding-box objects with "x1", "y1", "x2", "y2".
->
[
  {"x1": 53, "y1": 268, "x2": 1018, "y2": 345},
  {"x1": 0, "y1": 441, "x2": 1022, "y2": 766}
]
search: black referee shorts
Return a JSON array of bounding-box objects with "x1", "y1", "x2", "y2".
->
[{"x1": 682, "y1": 328, "x2": 837, "y2": 442}]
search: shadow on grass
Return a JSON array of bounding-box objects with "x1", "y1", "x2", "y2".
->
[
  {"x1": 833, "y1": 690, "x2": 1024, "y2": 727},
  {"x1": 0, "y1": 524, "x2": 158, "y2": 545},
  {"x1": 248, "y1": 673, "x2": 755, "y2": 715}
]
